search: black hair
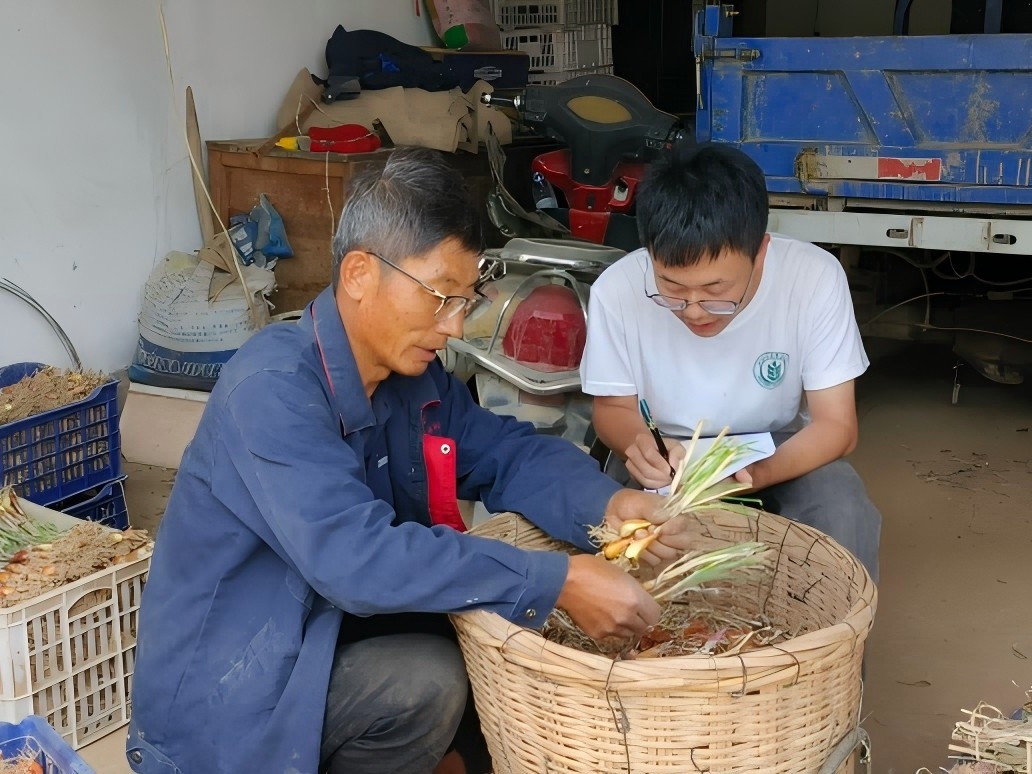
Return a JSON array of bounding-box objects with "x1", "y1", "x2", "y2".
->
[
  {"x1": 636, "y1": 142, "x2": 768, "y2": 266},
  {"x1": 331, "y1": 147, "x2": 485, "y2": 288}
]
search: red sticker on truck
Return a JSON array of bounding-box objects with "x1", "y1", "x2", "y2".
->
[{"x1": 877, "y1": 157, "x2": 942, "y2": 181}]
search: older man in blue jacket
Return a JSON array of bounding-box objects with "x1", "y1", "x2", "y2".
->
[{"x1": 126, "y1": 148, "x2": 669, "y2": 774}]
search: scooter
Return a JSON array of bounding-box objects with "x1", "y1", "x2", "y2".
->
[
  {"x1": 443, "y1": 75, "x2": 688, "y2": 449},
  {"x1": 481, "y1": 73, "x2": 687, "y2": 250}
]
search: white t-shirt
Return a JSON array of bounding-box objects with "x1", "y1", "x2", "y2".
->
[{"x1": 580, "y1": 235, "x2": 869, "y2": 436}]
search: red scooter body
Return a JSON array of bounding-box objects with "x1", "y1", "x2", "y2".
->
[{"x1": 531, "y1": 150, "x2": 645, "y2": 244}]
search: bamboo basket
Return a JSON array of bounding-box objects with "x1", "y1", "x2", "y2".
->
[{"x1": 451, "y1": 509, "x2": 877, "y2": 773}]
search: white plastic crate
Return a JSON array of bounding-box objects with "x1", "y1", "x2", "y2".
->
[
  {"x1": 577, "y1": 23, "x2": 613, "y2": 68},
  {"x1": 0, "y1": 500, "x2": 150, "y2": 750},
  {"x1": 527, "y1": 65, "x2": 614, "y2": 86},
  {"x1": 495, "y1": 0, "x2": 617, "y2": 28},
  {"x1": 503, "y1": 25, "x2": 612, "y2": 72}
]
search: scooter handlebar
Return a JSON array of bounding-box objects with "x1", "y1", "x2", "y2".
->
[{"x1": 481, "y1": 93, "x2": 522, "y2": 110}]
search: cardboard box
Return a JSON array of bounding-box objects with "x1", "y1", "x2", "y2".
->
[{"x1": 120, "y1": 382, "x2": 209, "y2": 469}]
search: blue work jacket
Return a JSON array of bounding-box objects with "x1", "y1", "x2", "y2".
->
[{"x1": 126, "y1": 287, "x2": 620, "y2": 774}]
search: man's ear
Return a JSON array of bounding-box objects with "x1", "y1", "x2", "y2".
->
[
  {"x1": 756, "y1": 232, "x2": 772, "y2": 262},
  {"x1": 337, "y1": 250, "x2": 377, "y2": 301}
]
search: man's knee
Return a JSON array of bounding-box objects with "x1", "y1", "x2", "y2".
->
[
  {"x1": 363, "y1": 635, "x2": 467, "y2": 735},
  {"x1": 322, "y1": 634, "x2": 468, "y2": 773},
  {"x1": 798, "y1": 458, "x2": 865, "y2": 498},
  {"x1": 392, "y1": 636, "x2": 467, "y2": 722},
  {"x1": 815, "y1": 462, "x2": 881, "y2": 530},
  {"x1": 772, "y1": 461, "x2": 882, "y2": 580}
]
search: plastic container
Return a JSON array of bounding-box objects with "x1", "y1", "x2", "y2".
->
[
  {"x1": 0, "y1": 500, "x2": 149, "y2": 750},
  {"x1": 495, "y1": 0, "x2": 616, "y2": 27},
  {"x1": 502, "y1": 25, "x2": 612, "y2": 72},
  {"x1": 53, "y1": 478, "x2": 130, "y2": 531},
  {"x1": 0, "y1": 716, "x2": 94, "y2": 773},
  {"x1": 0, "y1": 363, "x2": 121, "y2": 506}
]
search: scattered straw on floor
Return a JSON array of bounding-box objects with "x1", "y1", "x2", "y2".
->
[
  {"x1": 947, "y1": 701, "x2": 1032, "y2": 773},
  {"x1": 0, "y1": 367, "x2": 108, "y2": 425}
]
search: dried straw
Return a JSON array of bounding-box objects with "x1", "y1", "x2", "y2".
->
[{"x1": 948, "y1": 702, "x2": 1032, "y2": 772}]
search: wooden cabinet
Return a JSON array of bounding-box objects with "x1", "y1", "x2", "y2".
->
[{"x1": 206, "y1": 140, "x2": 497, "y2": 312}]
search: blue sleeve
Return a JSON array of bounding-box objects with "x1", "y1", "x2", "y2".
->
[
  {"x1": 429, "y1": 363, "x2": 621, "y2": 552},
  {"x1": 216, "y1": 369, "x2": 568, "y2": 628}
]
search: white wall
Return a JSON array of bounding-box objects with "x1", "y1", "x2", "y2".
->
[{"x1": 0, "y1": 1, "x2": 434, "y2": 373}]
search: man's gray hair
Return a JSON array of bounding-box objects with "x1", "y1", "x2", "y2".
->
[{"x1": 331, "y1": 147, "x2": 484, "y2": 288}]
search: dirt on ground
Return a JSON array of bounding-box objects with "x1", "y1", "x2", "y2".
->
[
  {"x1": 853, "y1": 342, "x2": 1032, "y2": 773},
  {"x1": 0, "y1": 367, "x2": 108, "y2": 425}
]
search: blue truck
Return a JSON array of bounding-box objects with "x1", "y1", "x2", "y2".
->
[
  {"x1": 694, "y1": 2, "x2": 1032, "y2": 384},
  {"x1": 695, "y1": 2, "x2": 1032, "y2": 246}
]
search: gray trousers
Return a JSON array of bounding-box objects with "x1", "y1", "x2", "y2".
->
[
  {"x1": 320, "y1": 633, "x2": 468, "y2": 774},
  {"x1": 759, "y1": 457, "x2": 881, "y2": 582},
  {"x1": 606, "y1": 435, "x2": 882, "y2": 581}
]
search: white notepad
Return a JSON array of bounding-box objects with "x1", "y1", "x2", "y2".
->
[{"x1": 648, "y1": 432, "x2": 776, "y2": 496}]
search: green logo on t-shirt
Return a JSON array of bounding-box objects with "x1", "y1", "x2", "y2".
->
[{"x1": 753, "y1": 352, "x2": 789, "y2": 389}]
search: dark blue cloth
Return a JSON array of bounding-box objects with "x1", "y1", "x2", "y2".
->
[{"x1": 126, "y1": 287, "x2": 620, "y2": 773}]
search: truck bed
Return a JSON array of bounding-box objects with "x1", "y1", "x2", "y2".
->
[{"x1": 694, "y1": 7, "x2": 1032, "y2": 208}]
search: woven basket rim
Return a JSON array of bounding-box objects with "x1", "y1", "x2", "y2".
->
[
  {"x1": 453, "y1": 602, "x2": 873, "y2": 678},
  {"x1": 452, "y1": 510, "x2": 877, "y2": 683}
]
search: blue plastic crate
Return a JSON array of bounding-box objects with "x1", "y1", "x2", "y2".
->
[
  {"x1": 0, "y1": 363, "x2": 121, "y2": 505},
  {"x1": 0, "y1": 716, "x2": 94, "y2": 773},
  {"x1": 54, "y1": 477, "x2": 130, "y2": 531}
]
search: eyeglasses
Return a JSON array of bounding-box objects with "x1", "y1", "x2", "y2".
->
[
  {"x1": 369, "y1": 252, "x2": 485, "y2": 321},
  {"x1": 644, "y1": 257, "x2": 757, "y2": 316}
]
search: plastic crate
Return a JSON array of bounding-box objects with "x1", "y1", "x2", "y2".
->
[
  {"x1": 527, "y1": 65, "x2": 614, "y2": 86},
  {"x1": 0, "y1": 500, "x2": 149, "y2": 750},
  {"x1": 54, "y1": 478, "x2": 130, "y2": 531},
  {"x1": 0, "y1": 715, "x2": 94, "y2": 773},
  {"x1": 502, "y1": 25, "x2": 612, "y2": 72},
  {"x1": 0, "y1": 363, "x2": 122, "y2": 506},
  {"x1": 495, "y1": 0, "x2": 616, "y2": 27}
]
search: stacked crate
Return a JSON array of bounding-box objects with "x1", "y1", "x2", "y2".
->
[
  {"x1": 496, "y1": 0, "x2": 616, "y2": 85},
  {"x1": 0, "y1": 362, "x2": 129, "y2": 530}
]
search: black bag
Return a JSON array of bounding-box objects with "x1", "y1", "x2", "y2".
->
[{"x1": 324, "y1": 26, "x2": 459, "y2": 92}]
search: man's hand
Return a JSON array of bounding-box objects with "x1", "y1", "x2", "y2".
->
[
  {"x1": 556, "y1": 554, "x2": 661, "y2": 640},
  {"x1": 601, "y1": 489, "x2": 691, "y2": 570},
  {"x1": 637, "y1": 515, "x2": 701, "y2": 568},
  {"x1": 624, "y1": 432, "x2": 687, "y2": 489},
  {"x1": 603, "y1": 488, "x2": 663, "y2": 528}
]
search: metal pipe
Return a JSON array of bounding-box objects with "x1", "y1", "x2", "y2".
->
[
  {"x1": 0, "y1": 279, "x2": 83, "y2": 370},
  {"x1": 984, "y1": 0, "x2": 1003, "y2": 34},
  {"x1": 447, "y1": 338, "x2": 581, "y2": 395}
]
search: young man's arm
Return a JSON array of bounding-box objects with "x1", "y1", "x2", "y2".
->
[
  {"x1": 592, "y1": 395, "x2": 687, "y2": 488},
  {"x1": 736, "y1": 380, "x2": 858, "y2": 491}
]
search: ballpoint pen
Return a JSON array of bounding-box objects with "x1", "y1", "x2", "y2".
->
[{"x1": 639, "y1": 398, "x2": 676, "y2": 478}]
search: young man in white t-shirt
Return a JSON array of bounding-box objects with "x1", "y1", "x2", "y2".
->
[{"x1": 581, "y1": 143, "x2": 881, "y2": 579}]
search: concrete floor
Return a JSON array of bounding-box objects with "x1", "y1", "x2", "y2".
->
[
  {"x1": 851, "y1": 341, "x2": 1032, "y2": 773},
  {"x1": 78, "y1": 340, "x2": 1032, "y2": 773}
]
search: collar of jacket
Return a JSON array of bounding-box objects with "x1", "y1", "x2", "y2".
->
[
  {"x1": 299, "y1": 286, "x2": 380, "y2": 436},
  {"x1": 302, "y1": 287, "x2": 441, "y2": 436}
]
